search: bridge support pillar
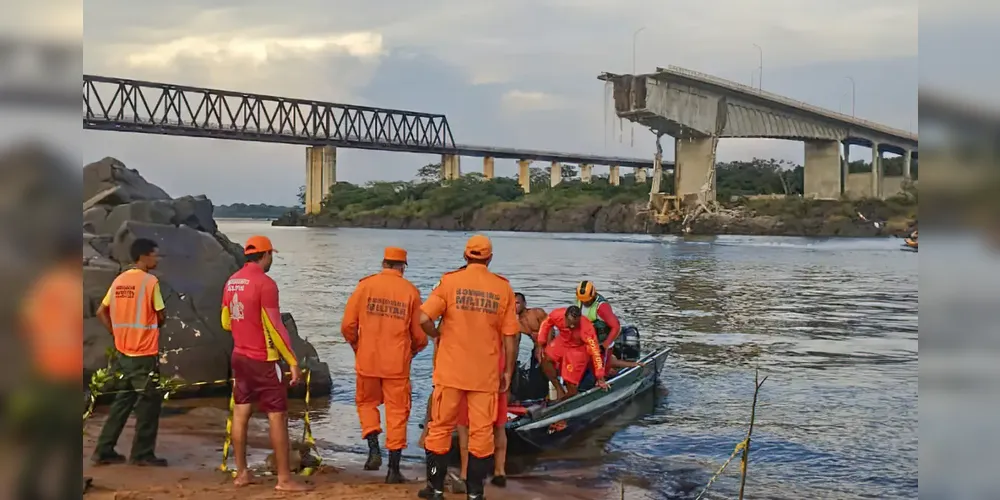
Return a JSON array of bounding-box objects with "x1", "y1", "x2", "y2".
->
[
  {"x1": 483, "y1": 156, "x2": 495, "y2": 179},
  {"x1": 871, "y1": 144, "x2": 882, "y2": 199},
  {"x1": 635, "y1": 167, "x2": 647, "y2": 184},
  {"x1": 803, "y1": 139, "x2": 842, "y2": 199},
  {"x1": 609, "y1": 166, "x2": 620, "y2": 186},
  {"x1": 903, "y1": 149, "x2": 912, "y2": 179},
  {"x1": 518, "y1": 159, "x2": 532, "y2": 193},
  {"x1": 841, "y1": 143, "x2": 851, "y2": 196},
  {"x1": 305, "y1": 146, "x2": 336, "y2": 215},
  {"x1": 674, "y1": 137, "x2": 716, "y2": 205},
  {"x1": 580, "y1": 164, "x2": 593, "y2": 183},
  {"x1": 550, "y1": 161, "x2": 562, "y2": 187},
  {"x1": 441, "y1": 154, "x2": 461, "y2": 181}
]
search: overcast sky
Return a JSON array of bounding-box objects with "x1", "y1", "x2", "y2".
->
[{"x1": 80, "y1": 0, "x2": 922, "y2": 205}]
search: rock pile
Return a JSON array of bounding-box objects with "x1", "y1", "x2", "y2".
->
[{"x1": 83, "y1": 157, "x2": 332, "y2": 396}]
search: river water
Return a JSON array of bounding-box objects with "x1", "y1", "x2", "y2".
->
[{"x1": 217, "y1": 220, "x2": 918, "y2": 500}]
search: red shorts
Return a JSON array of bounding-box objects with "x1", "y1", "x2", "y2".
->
[
  {"x1": 232, "y1": 353, "x2": 287, "y2": 413},
  {"x1": 457, "y1": 391, "x2": 507, "y2": 428},
  {"x1": 545, "y1": 341, "x2": 591, "y2": 386}
]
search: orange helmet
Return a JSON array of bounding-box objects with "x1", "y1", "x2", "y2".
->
[{"x1": 576, "y1": 280, "x2": 597, "y2": 303}]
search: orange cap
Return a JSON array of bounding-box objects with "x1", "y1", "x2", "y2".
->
[
  {"x1": 464, "y1": 234, "x2": 493, "y2": 260},
  {"x1": 244, "y1": 235, "x2": 277, "y2": 255},
  {"x1": 383, "y1": 246, "x2": 408, "y2": 263}
]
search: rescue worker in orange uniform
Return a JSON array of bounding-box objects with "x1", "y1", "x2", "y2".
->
[
  {"x1": 341, "y1": 247, "x2": 428, "y2": 483},
  {"x1": 221, "y1": 235, "x2": 311, "y2": 492},
  {"x1": 536, "y1": 306, "x2": 609, "y2": 400},
  {"x1": 17, "y1": 234, "x2": 85, "y2": 498},
  {"x1": 91, "y1": 238, "x2": 168, "y2": 467},
  {"x1": 419, "y1": 235, "x2": 520, "y2": 500},
  {"x1": 455, "y1": 344, "x2": 510, "y2": 488}
]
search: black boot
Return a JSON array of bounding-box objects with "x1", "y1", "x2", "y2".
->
[
  {"x1": 465, "y1": 454, "x2": 492, "y2": 500},
  {"x1": 417, "y1": 451, "x2": 447, "y2": 499},
  {"x1": 385, "y1": 449, "x2": 406, "y2": 484},
  {"x1": 364, "y1": 432, "x2": 382, "y2": 471}
]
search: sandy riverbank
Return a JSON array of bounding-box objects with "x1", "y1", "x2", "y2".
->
[{"x1": 82, "y1": 404, "x2": 618, "y2": 499}]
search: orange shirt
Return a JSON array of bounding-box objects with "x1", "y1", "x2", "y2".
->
[
  {"x1": 421, "y1": 264, "x2": 520, "y2": 392},
  {"x1": 538, "y1": 308, "x2": 606, "y2": 379},
  {"x1": 341, "y1": 268, "x2": 428, "y2": 379},
  {"x1": 21, "y1": 263, "x2": 83, "y2": 381}
]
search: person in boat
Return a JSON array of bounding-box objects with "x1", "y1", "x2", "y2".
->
[
  {"x1": 418, "y1": 235, "x2": 520, "y2": 500},
  {"x1": 574, "y1": 281, "x2": 622, "y2": 366},
  {"x1": 536, "y1": 306, "x2": 609, "y2": 400},
  {"x1": 341, "y1": 247, "x2": 428, "y2": 483},
  {"x1": 514, "y1": 292, "x2": 548, "y2": 377}
]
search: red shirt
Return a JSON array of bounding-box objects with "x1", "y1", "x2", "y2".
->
[{"x1": 221, "y1": 263, "x2": 298, "y2": 365}]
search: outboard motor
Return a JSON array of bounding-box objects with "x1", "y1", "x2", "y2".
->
[{"x1": 616, "y1": 325, "x2": 641, "y2": 362}]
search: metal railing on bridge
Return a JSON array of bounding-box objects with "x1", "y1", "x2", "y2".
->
[{"x1": 82, "y1": 75, "x2": 457, "y2": 153}]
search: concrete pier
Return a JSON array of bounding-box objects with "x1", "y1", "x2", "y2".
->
[
  {"x1": 903, "y1": 150, "x2": 912, "y2": 179},
  {"x1": 842, "y1": 143, "x2": 851, "y2": 195},
  {"x1": 609, "y1": 165, "x2": 620, "y2": 186},
  {"x1": 674, "y1": 137, "x2": 715, "y2": 204},
  {"x1": 441, "y1": 154, "x2": 461, "y2": 181},
  {"x1": 518, "y1": 159, "x2": 532, "y2": 193},
  {"x1": 803, "y1": 139, "x2": 841, "y2": 199},
  {"x1": 580, "y1": 164, "x2": 593, "y2": 183},
  {"x1": 305, "y1": 145, "x2": 336, "y2": 215},
  {"x1": 871, "y1": 144, "x2": 881, "y2": 199},
  {"x1": 635, "y1": 167, "x2": 647, "y2": 184},
  {"x1": 649, "y1": 152, "x2": 663, "y2": 196},
  {"x1": 550, "y1": 161, "x2": 562, "y2": 187},
  {"x1": 483, "y1": 156, "x2": 495, "y2": 179}
]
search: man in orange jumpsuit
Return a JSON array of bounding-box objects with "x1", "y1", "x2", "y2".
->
[
  {"x1": 419, "y1": 235, "x2": 520, "y2": 500},
  {"x1": 221, "y1": 235, "x2": 310, "y2": 492},
  {"x1": 536, "y1": 306, "x2": 609, "y2": 400},
  {"x1": 341, "y1": 247, "x2": 428, "y2": 483}
]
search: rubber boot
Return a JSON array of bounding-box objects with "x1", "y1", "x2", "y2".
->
[
  {"x1": 417, "y1": 451, "x2": 447, "y2": 499},
  {"x1": 385, "y1": 449, "x2": 406, "y2": 484},
  {"x1": 364, "y1": 432, "x2": 382, "y2": 471},
  {"x1": 465, "y1": 454, "x2": 492, "y2": 500}
]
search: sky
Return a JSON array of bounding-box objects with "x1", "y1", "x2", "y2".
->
[{"x1": 77, "y1": 0, "x2": 923, "y2": 205}]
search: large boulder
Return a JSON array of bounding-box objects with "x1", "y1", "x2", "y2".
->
[{"x1": 82, "y1": 158, "x2": 332, "y2": 398}]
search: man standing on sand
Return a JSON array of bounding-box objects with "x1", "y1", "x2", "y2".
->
[
  {"x1": 91, "y1": 238, "x2": 168, "y2": 468},
  {"x1": 341, "y1": 247, "x2": 428, "y2": 483},
  {"x1": 221, "y1": 235, "x2": 311, "y2": 492},
  {"x1": 419, "y1": 235, "x2": 520, "y2": 500}
]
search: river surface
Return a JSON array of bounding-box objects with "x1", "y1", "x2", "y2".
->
[{"x1": 217, "y1": 220, "x2": 918, "y2": 500}]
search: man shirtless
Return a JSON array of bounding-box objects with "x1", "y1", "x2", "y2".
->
[{"x1": 515, "y1": 293, "x2": 547, "y2": 357}]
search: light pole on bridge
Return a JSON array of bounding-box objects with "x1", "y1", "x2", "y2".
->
[
  {"x1": 844, "y1": 76, "x2": 856, "y2": 118},
  {"x1": 752, "y1": 43, "x2": 763, "y2": 91}
]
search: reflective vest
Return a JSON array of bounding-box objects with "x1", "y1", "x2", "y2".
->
[
  {"x1": 576, "y1": 293, "x2": 611, "y2": 343},
  {"x1": 23, "y1": 266, "x2": 83, "y2": 380},
  {"x1": 109, "y1": 269, "x2": 160, "y2": 357}
]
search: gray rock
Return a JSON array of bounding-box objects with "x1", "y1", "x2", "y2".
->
[
  {"x1": 83, "y1": 157, "x2": 171, "y2": 204},
  {"x1": 172, "y1": 195, "x2": 217, "y2": 234},
  {"x1": 81, "y1": 158, "x2": 332, "y2": 397}
]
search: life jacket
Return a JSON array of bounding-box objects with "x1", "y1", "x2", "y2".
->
[{"x1": 576, "y1": 293, "x2": 611, "y2": 343}]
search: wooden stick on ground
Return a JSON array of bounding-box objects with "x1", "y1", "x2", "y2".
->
[{"x1": 738, "y1": 368, "x2": 768, "y2": 500}]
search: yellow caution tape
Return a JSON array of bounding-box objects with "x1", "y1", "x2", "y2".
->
[{"x1": 693, "y1": 438, "x2": 749, "y2": 500}]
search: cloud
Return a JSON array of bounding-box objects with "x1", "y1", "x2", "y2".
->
[
  {"x1": 501, "y1": 90, "x2": 569, "y2": 113},
  {"x1": 123, "y1": 32, "x2": 384, "y2": 69}
]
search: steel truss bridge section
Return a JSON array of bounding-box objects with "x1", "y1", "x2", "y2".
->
[{"x1": 82, "y1": 75, "x2": 456, "y2": 153}]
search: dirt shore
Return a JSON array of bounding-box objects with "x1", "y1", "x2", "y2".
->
[{"x1": 82, "y1": 404, "x2": 609, "y2": 499}]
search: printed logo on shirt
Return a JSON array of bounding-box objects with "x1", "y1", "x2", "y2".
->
[
  {"x1": 226, "y1": 278, "x2": 249, "y2": 293},
  {"x1": 229, "y1": 293, "x2": 245, "y2": 321},
  {"x1": 454, "y1": 288, "x2": 500, "y2": 315},
  {"x1": 114, "y1": 285, "x2": 136, "y2": 299},
  {"x1": 366, "y1": 297, "x2": 407, "y2": 320}
]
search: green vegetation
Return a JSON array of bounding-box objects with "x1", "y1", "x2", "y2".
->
[
  {"x1": 215, "y1": 203, "x2": 299, "y2": 219},
  {"x1": 304, "y1": 158, "x2": 916, "y2": 235}
]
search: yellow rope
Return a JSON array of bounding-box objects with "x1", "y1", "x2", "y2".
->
[{"x1": 693, "y1": 438, "x2": 749, "y2": 500}]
